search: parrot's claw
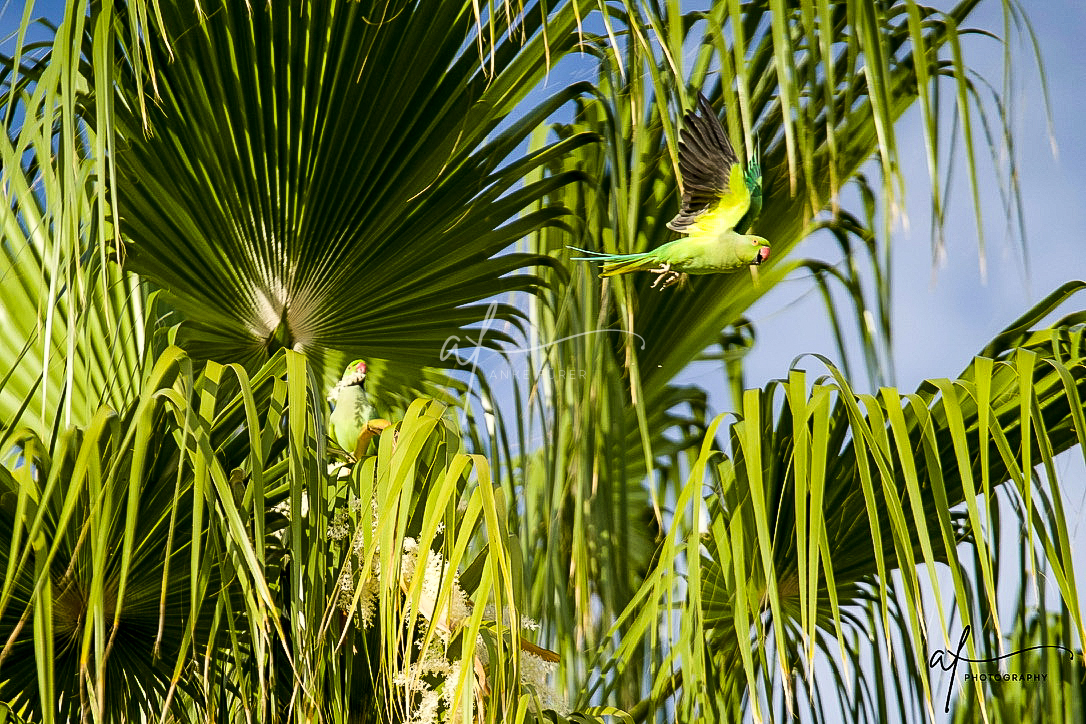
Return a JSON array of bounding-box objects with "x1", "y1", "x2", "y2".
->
[
  {"x1": 649, "y1": 262, "x2": 684, "y2": 290},
  {"x1": 352, "y1": 418, "x2": 392, "y2": 459}
]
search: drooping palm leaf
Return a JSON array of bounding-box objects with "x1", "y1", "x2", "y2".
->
[
  {"x1": 0, "y1": 348, "x2": 235, "y2": 721},
  {"x1": 503, "y1": 0, "x2": 1019, "y2": 702},
  {"x1": 948, "y1": 493, "x2": 1085, "y2": 722},
  {"x1": 0, "y1": 341, "x2": 601, "y2": 722},
  {"x1": 601, "y1": 284, "x2": 1086, "y2": 721},
  {"x1": 0, "y1": 44, "x2": 159, "y2": 439}
]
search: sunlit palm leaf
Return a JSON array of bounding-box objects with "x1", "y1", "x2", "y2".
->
[
  {"x1": 949, "y1": 496, "x2": 1085, "y2": 722},
  {"x1": 0, "y1": 47, "x2": 157, "y2": 439},
  {"x1": 603, "y1": 285, "x2": 1086, "y2": 721},
  {"x1": 0, "y1": 348, "x2": 232, "y2": 721},
  {"x1": 108, "y1": 0, "x2": 594, "y2": 374},
  {"x1": 506, "y1": 0, "x2": 1011, "y2": 699},
  {"x1": 0, "y1": 342, "x2": 595, "y2": 721}
]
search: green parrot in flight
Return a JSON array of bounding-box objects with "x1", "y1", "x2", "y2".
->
[
  {"x1": 571, "y1": 92, "x2": 769, "y2": 289},
  {"x1": 328, "y1": 360, "x2": 390, "y2": 458}
]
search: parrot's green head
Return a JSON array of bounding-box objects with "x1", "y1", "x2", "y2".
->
[
  {"x1": 744, "y1": 236, "x2": 771, "y2": 266},
  {"x1": 340, "y1": 359, "x2": 368, "y2": 387}
]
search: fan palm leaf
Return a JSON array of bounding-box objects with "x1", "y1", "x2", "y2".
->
[{"x1": 107, "y1": 0, "x2": 595, "y2": 376}]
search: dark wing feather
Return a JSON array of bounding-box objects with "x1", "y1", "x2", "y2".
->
[{"x1": 667, "y1": 93, "x2": 739, "y2": 232}]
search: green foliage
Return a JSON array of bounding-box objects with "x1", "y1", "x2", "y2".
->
[
  {"x1": 108, "y1": 0, "x2": 594, "y2": 373},
  {"x1": 0, "y1": 346, "x2": 579, "y2": 721},
  {"x1": 949, "y1": 570, "x2": 1086, "y2": 722},
  {"x1": 0, "y1": 0, "x2": 1081, "y2": 722},
  {"x1": 601, "y1": 288, "x2": 1086, "y2": 720}
]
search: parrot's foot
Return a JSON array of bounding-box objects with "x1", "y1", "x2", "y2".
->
[
  {"x1": 649, "y1": 262, "x2": 684, "y2": 290},
  {"x1": 352, "y1": 418, "x2": 392, "y2": 458}
]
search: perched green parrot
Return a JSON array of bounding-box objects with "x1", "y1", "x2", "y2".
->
[
  {"x1": 328, "y1": 360, "x2": 390, "y2": 457},
  {"x1": 571, "y1": 93, "x2": 769, "y2": 289}
]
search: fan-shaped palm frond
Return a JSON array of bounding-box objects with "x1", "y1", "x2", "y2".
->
[
  {"x1": 107, "y1": 0, "x2": 595, "y2": 375},
  {"x1": 0, "y1": 348, "x2": 244, "y2": 721}
]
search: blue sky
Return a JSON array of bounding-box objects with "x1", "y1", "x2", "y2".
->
[{"x1": 710, "y1": 2, "x2": 1086, "y2": 397}]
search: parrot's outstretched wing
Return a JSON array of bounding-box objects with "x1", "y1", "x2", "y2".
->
[{"x1": 667, "y1": 93, "x2": 752, "y2": 233}]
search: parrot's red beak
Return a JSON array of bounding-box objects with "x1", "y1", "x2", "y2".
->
[{"x1": 754, "y1": 246, "x2": 770, "y2": 265}]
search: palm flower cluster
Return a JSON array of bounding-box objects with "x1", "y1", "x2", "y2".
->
[{"x1": 328, "y1": 505, "x2": 567, "y2": 722}]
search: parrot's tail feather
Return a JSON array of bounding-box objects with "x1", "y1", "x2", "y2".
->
[
  {"x1": 568, "y1": 245, "x2": 656, "y2": 264},
  {"x1": 599, "y1": 256, "x2": 659, "y2": 277}
]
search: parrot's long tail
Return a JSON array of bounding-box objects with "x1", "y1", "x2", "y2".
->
[{"x1": 567, "y1": 246, "x2": 659, "y2": 277}]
